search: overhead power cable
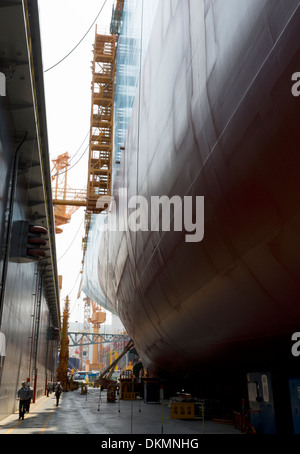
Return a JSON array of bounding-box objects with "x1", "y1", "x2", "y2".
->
[
  {"x1": 51, "y1": 106, "x2": 104, "y2": 179},
  {"x1": 44, "y1": 0, "x2": 108, "y2": 73},
  {"x1": 67, "y1": 270, "x2": 81, "y2": 299},
  {"x1": 57, "y1": 218, "x2": 84, "y2": 262}
]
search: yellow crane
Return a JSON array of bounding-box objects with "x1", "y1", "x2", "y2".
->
[
  {"x1": 86, "y1": 301, "x2": 106, "y2": 372},
  {"x1": 51, "y1": 153, "x2": 87, "y2": 234}
]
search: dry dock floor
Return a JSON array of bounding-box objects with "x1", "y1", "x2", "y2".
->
[{"x1": 0, "y1": 387, "x2": 241, "y2": 435}]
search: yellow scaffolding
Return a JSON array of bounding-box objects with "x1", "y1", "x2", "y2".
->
[
  {"x1": 80, "y1": 0, "x2": 124, "y2": 291},
  {"x1": 86, "y1": 29, "x2": 117, "y2": 213}
]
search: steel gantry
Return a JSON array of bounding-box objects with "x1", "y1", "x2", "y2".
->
[{"x1": 68, "y1": 332, "x2": 130, "y2": 347}]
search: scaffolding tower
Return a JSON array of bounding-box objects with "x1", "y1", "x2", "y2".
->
[
  {"x1": 80, "y1": 27, "x2": 119, "y2": 283},
  {"x1": 86, "y1": 29, "x2": 117, "y2": 213},
  {"x1": 110, "y1": 0, "x2": 124, "y2": 35}
]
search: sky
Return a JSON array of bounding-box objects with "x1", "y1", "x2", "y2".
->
[{"x1": 38, "y1": 0, "x2": 115, "y2": 324}]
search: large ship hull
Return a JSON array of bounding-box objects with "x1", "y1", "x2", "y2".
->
[{"x1": 95, "y1": 0, "x2": 300, "y2": 378}]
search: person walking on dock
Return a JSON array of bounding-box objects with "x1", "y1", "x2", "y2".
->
[
  {"x1": 17, "y1": 381, "x2": 30, "y2": 420},
  {"x1": 26, "y1": 382, "x2": 34, "y2": 412},
  {"x1": 55, "y1": 382, "x2": 63, "y2": 406}
]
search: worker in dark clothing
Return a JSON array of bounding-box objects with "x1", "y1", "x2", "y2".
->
[
  {"x1": 26, "y1": 382, "x2": 34, "y2": 412},
  {"x1": 47, "y1": 382, "x2": 51, "y2": 397},
  {"x1": 17, "y1": 381, "x2": 30, "y2": 420},
  {"x1": 55, "y1": 382, "x2": 63, "y2": 406}
]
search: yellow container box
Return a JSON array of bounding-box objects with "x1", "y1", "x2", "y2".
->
[{"x1": 171, "y1": 403, "x2": 195, "y2": 419}]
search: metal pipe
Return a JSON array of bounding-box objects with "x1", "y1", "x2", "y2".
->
[
  {"x1": 0, "y1": 131, "x2": 28, "y2": 329},
  {"x1": 32, "y1": 270, "x2": 43, "y2": 403}
]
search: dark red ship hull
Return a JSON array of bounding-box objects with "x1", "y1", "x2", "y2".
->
[{"x1": 92, "y1": 0, "x2": 300, "y2": 378}]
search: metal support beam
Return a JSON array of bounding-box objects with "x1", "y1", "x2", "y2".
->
[
  {"x1": 68, "y1": 332, "x2": 130, "y2": 347},
  {"x1": 53, "y1": 199, "x2": 87, "y2": 207},
  {"x1": 32, "y1": 270, "x2": 43, "y2": 403}
]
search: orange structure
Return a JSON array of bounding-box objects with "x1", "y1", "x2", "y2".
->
[
  {"x1": 52, "y1": 3, "x2": 125, "y2": 238},
  {"x1": 85, "y1": 300, "x2": 106, "y2": 372},
  {"x1": 51, "y1": 152, "x2": 87, "y2": 233},
  {"x1": 80, "y1": 27, "x2": 119, "y2": 280},
  {"x1": 86, "y1": 29, "x2": 117, "y2": 213}
]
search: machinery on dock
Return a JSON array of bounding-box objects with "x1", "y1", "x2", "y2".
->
[{"x1": 94, "y1": 339, "x2": 134, "y2": 403}]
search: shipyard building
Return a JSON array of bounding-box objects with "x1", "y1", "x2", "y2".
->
[
  {"x1": 0, "y1": 1, "x2": 60, "y2": 421},
  {"x1": 0, "y1": 0, "x2": 300, "y2": 435}
]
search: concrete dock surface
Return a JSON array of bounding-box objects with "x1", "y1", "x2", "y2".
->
[{"x1": 0, "y1": 387, "x2": 242, "y2": 436}]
